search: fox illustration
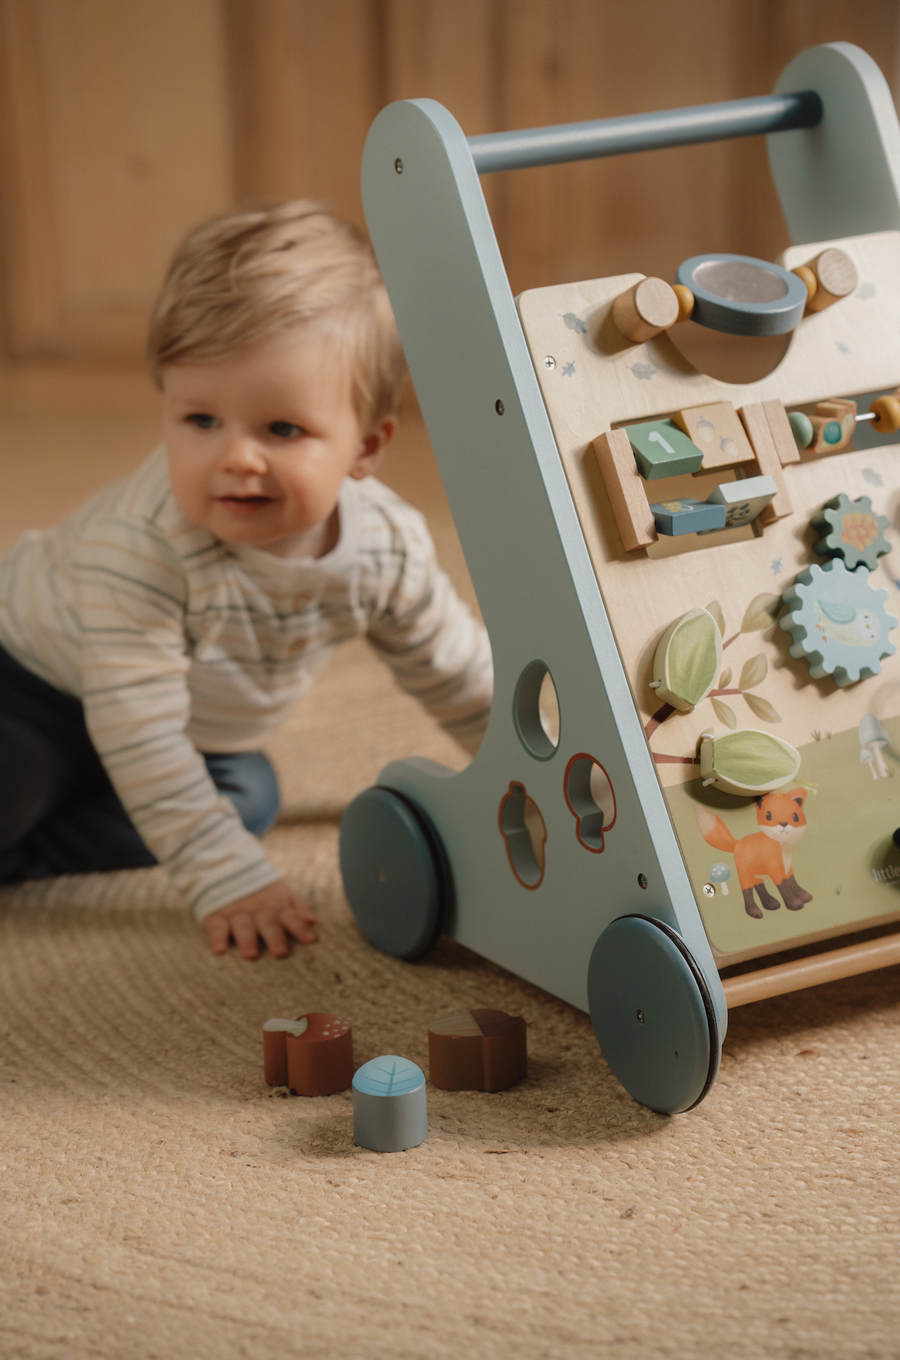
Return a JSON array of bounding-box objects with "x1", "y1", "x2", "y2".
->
[{"x1": 696, "y1": 789, "x2": 813, "y2": 920}]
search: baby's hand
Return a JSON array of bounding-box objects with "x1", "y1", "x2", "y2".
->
[{"x1": 202, "y1": 880, "x2": 317, "y2": 960}]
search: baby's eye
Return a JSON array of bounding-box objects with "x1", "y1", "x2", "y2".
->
[
  {"x1": 186, "y1": 412, "x2": 218, "y2": 430},
  {"x1": 269, "y1": 421, "x2": 305, "y2": 439}
]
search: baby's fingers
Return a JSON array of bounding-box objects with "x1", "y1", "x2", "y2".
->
[
  {"x1": 203, "y1": 911, "x2": 233, "y2": 955},
  {"x1": 256, "y1": 911, "x2": 291, "y2": 959},
  {"x1": 282, "y1": 900, "x2": 318, "y2": 946}
]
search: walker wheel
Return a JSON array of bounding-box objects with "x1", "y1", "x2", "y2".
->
[
  {"x1": 339, "y1": 787, "x2": 450, "y2": 960},
  {"x1": 587, "y1": 915, "x2": 719, "y2": 1114}
]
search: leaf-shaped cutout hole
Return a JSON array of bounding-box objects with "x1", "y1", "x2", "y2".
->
[
  {"x1": 514, "y1": 661, "x2": 560, "y2": 759},
  {"x1": 739, "y1": 653, "x2": 768, "y2": 691},
  {"x1": 499, "y1": 782, "x2": 546, "y2": 888},
  {"x1": 564, "y1": 755, "x2": 617, "y2": 853}
]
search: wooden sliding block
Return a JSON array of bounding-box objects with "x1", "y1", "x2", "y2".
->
[
  {"x1": 649, "y1": 498, "x2": 726, "y2": 536},
  {"x1": 760, "y1": 398, "x2": 800, "y2": 465},
  {"x1": 706, "y1": 474, "x2": 777, "y2": 528},
  {"x1": 625, "y1": 418, "x2": 703, "y2": 479},
  {"x1": 809, "y1": 398, "x2": 856, "y2": 453},
  {"x1": 673, "y1": 401, "x2": 754, "y2": 470},
  {"x1": 738, "y1": 403, "x2": 793, "y2": 524},
  {"x1": 592, "y1": 429, "x2": 656, "y2": 551}
]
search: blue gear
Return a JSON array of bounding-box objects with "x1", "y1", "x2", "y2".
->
[{"x1": 780, "y1": 558, "x2": 897, "y2": 686}]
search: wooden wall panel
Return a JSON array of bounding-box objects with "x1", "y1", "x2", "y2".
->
[
  {"x1": 0, "y1": 0, "x2": 897, "y2": 412},
  {"x1": 226, "y1": 0, "x2": 380, "y2": 227},
  {"x1": 0, "y1": 0, "x2": 234, "y2": 364}
]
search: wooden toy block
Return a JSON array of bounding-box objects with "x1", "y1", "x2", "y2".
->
[
  {"x1": 706, "y1": 474, "x2": 778, "y2": 528},
  {"x1": 611, "y1": 277, "x2": 679, "y2": 343},
  {"x1": 673, "y1": 401, "x2": 755, "y2": 470},
  {"x1": 428, "y1": 1008, "x2": 527, "y2": 1092},
  {"x1": 809, "y1": 398, "x2": 856, "y2": 454},
  {"x1": 625, "y1": 418, "x2": 704, "y2": 480},
  {"x1": 761, "y1": 398, "x2": 800, "y2": 465},
  {"x1": 803, "y1": 247, "x2": 859, "y2": 313},
  {"x1": 738, "y1": 402, "x2": 793, "y2": 523},
  {"x1": 591, "y1": 429, "x2": 656, "y2": 551},
  {"x1": 352, "y1": 1056, "x2": 428, "y2": 1152},
  {"x1": 285, "y1": 1012, "x2": 353, "y2": 1096},
  {"x1": 649, "y1": 498, "x2": 726, "y2": 536},
  {"x1": 263, "y1": 1017, "x2": 309, "y2": 1086},
  {"x1": 811, "y1": 493, "x2": 891, "y2": 570}
]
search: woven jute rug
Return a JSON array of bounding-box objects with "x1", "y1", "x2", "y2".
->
[{"x1": 2, "y1": 642, "x2": 900, "y2": 1359}]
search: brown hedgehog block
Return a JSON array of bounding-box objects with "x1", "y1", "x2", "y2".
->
[
  {"x1": 286, "y1": 1013, "x2": 353, "y2": 1096},
  {"x1": 428, "y1": 1008, "x2": 527, "y2": 1093}
]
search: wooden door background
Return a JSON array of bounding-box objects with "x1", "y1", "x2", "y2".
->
[{"x1": 0, "y1": 0, "x2": 897, "y2": 412}]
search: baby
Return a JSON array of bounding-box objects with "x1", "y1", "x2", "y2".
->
[{"x1": 0, "y1": 202, "x2": 492, "y2": 959}]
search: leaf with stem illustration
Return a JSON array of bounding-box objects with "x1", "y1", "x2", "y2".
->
[
  {"x1": 711, "y1": 698, "x2": 737, "y2": 729},
  {"x1": 719, "y1": 667, "x2": 732, "y2": 689},
  {"x1": 741, "y1": 594, "x2": 782, "y2": 633},
  {"x1": 739, "y1": 654, "x2": 768, "y2": 691},
  {"x1": 743, "y1": 692, "x2": 782, "y2": 723},
  {"x1": 706, "y1": 599, "x2": 726, "y2": 637}
]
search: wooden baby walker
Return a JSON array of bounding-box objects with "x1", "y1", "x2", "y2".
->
[{"x1": 339, "y1": 42, "x2": 900, "y2": 1113}]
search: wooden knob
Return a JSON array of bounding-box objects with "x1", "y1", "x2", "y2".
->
[
  {"x1": 612, "y1": 277, "x2": 679, "y2": 343},
  {"x1": 803, "y1": 248, "x2": 858, "y2": 313},
  {"x1": 671, "y1": 283, "x2": 695, "y2": 322},
  {"x1": 871, "y1": 393, "x2": 900, "y2": 434},
  {"x1": 791, "y1": 264, "x2": 818, "y2": 304}
]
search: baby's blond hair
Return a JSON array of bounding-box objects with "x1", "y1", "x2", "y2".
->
[{"x1": 147, "y1": 201, "x2": 406, "y2": 427}]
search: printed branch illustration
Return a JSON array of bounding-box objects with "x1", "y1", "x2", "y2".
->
[{"x1": 646, "y1": 593, "x2": 784, "y2": 763}]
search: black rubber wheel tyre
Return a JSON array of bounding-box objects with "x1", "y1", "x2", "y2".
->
[
  {"x1": 587, "y1": 915, "x2": 720, "y2": 1114},
  {"x1": 339, "y1": 787, "x2": 450, "y2": 960}
]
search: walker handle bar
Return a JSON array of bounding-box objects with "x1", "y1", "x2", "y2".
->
[{"x1": 467, "y1": 91, "x2": 822, "y2": 174}]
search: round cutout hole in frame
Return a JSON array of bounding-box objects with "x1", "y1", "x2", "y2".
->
[{"x1": 514, "y1": 661, "x2": 560, "y2": 760}]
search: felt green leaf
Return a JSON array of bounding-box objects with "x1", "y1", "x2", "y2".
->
[
  {"x1": 711, "y1": 698, "x2": 737, "y2": 729},
  {"x1": 739, "y1": 653, "x2": 768, "y2": 691},
  {"x1": 711, "y1": 729, "x2": 799, "y2": 789},
  {"x1": 743, "y1": 692, "x2": 782, "y2": 723},
  {"x1": 719, "y1": 667, "x2": 732, "y2": 689},
  {"x1": 706, "y1": 599, "x2": 726, "y2": 637},
  {"x1": 665, "y1": 610, "x2": 720, "y2": 708},
  {"x1": 741, "y1": 593, "x2": 781, "y2": 633}
]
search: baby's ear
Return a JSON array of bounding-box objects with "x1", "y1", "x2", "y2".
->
[{"x1": 349, "y1": 417, "x2": 398, "y2": 480}]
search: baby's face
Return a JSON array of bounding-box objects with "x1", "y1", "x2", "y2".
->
[{"x1": 162, "y1": 327, "x2": 395, "y2": 558}]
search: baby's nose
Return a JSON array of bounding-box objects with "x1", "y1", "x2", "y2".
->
[{"x1": 222, "y1": 436, "x2": 266, "y2": 473}]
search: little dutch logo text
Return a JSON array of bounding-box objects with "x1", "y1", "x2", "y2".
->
[{"x1": 872, "y1": 865, "x2": 900, "y2": 883}]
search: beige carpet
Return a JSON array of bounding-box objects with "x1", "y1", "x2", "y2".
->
[{"x1": 2, "y1": 417, "x2": 900, "y2": 1357}]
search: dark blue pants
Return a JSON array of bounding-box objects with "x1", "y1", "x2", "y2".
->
[{"x1": 0, "y1": 644, "x2": 280, "y2": 882}]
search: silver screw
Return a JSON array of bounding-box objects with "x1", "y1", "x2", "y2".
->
[
  {"x1": 394, "y1": 158, "x2": 403, "y2": 174},
  {"x1": 637, "y1": 873, "x2": 648, "y2": 889},
  {"x1": 543, "y1": 356, "x2": 556, "y2": 369},
  {"x1": 636, "y1": 1010, "x2": 645, "y2": 1024},
  {"x1": 703, "y1": 883, "x2": 715, "y2": 898}
]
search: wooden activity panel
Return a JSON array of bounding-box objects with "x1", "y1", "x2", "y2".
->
[
  {"x1": 341, "y1": 42, "x2": 900, "y2": 1114},
  {"x1": 517, "y1": 227, "x2": 900, "y2": 965}
]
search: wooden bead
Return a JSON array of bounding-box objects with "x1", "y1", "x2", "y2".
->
[
  {"x1": 671, "y1": 283, "x2": 695, "y2": 322},
  {"x1": 870, "y1": 394, "x2": 900, "y2": 434},
  {"x1": 791, "y1": 264, "x2": 818, "y2": 304},
  {"x1": 611, "y1": 277, "x2": 679, "y2": 343},
  {"x1": 804, "y1": 248, "x2": 858, "y2": 313}
]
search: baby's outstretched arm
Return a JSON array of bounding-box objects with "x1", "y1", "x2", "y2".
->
[{"x1": 202, "y1": 880, "x2": 317, "y2": 960}]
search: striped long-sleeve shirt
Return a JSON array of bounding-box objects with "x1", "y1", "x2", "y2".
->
[{"x1": 0, "y1": 448, "x2": 492, "y2": 919}]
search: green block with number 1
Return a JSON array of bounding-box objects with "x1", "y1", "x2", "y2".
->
[{"x1": 626, "y1": 418, "x2": 704, "y2": 480}]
